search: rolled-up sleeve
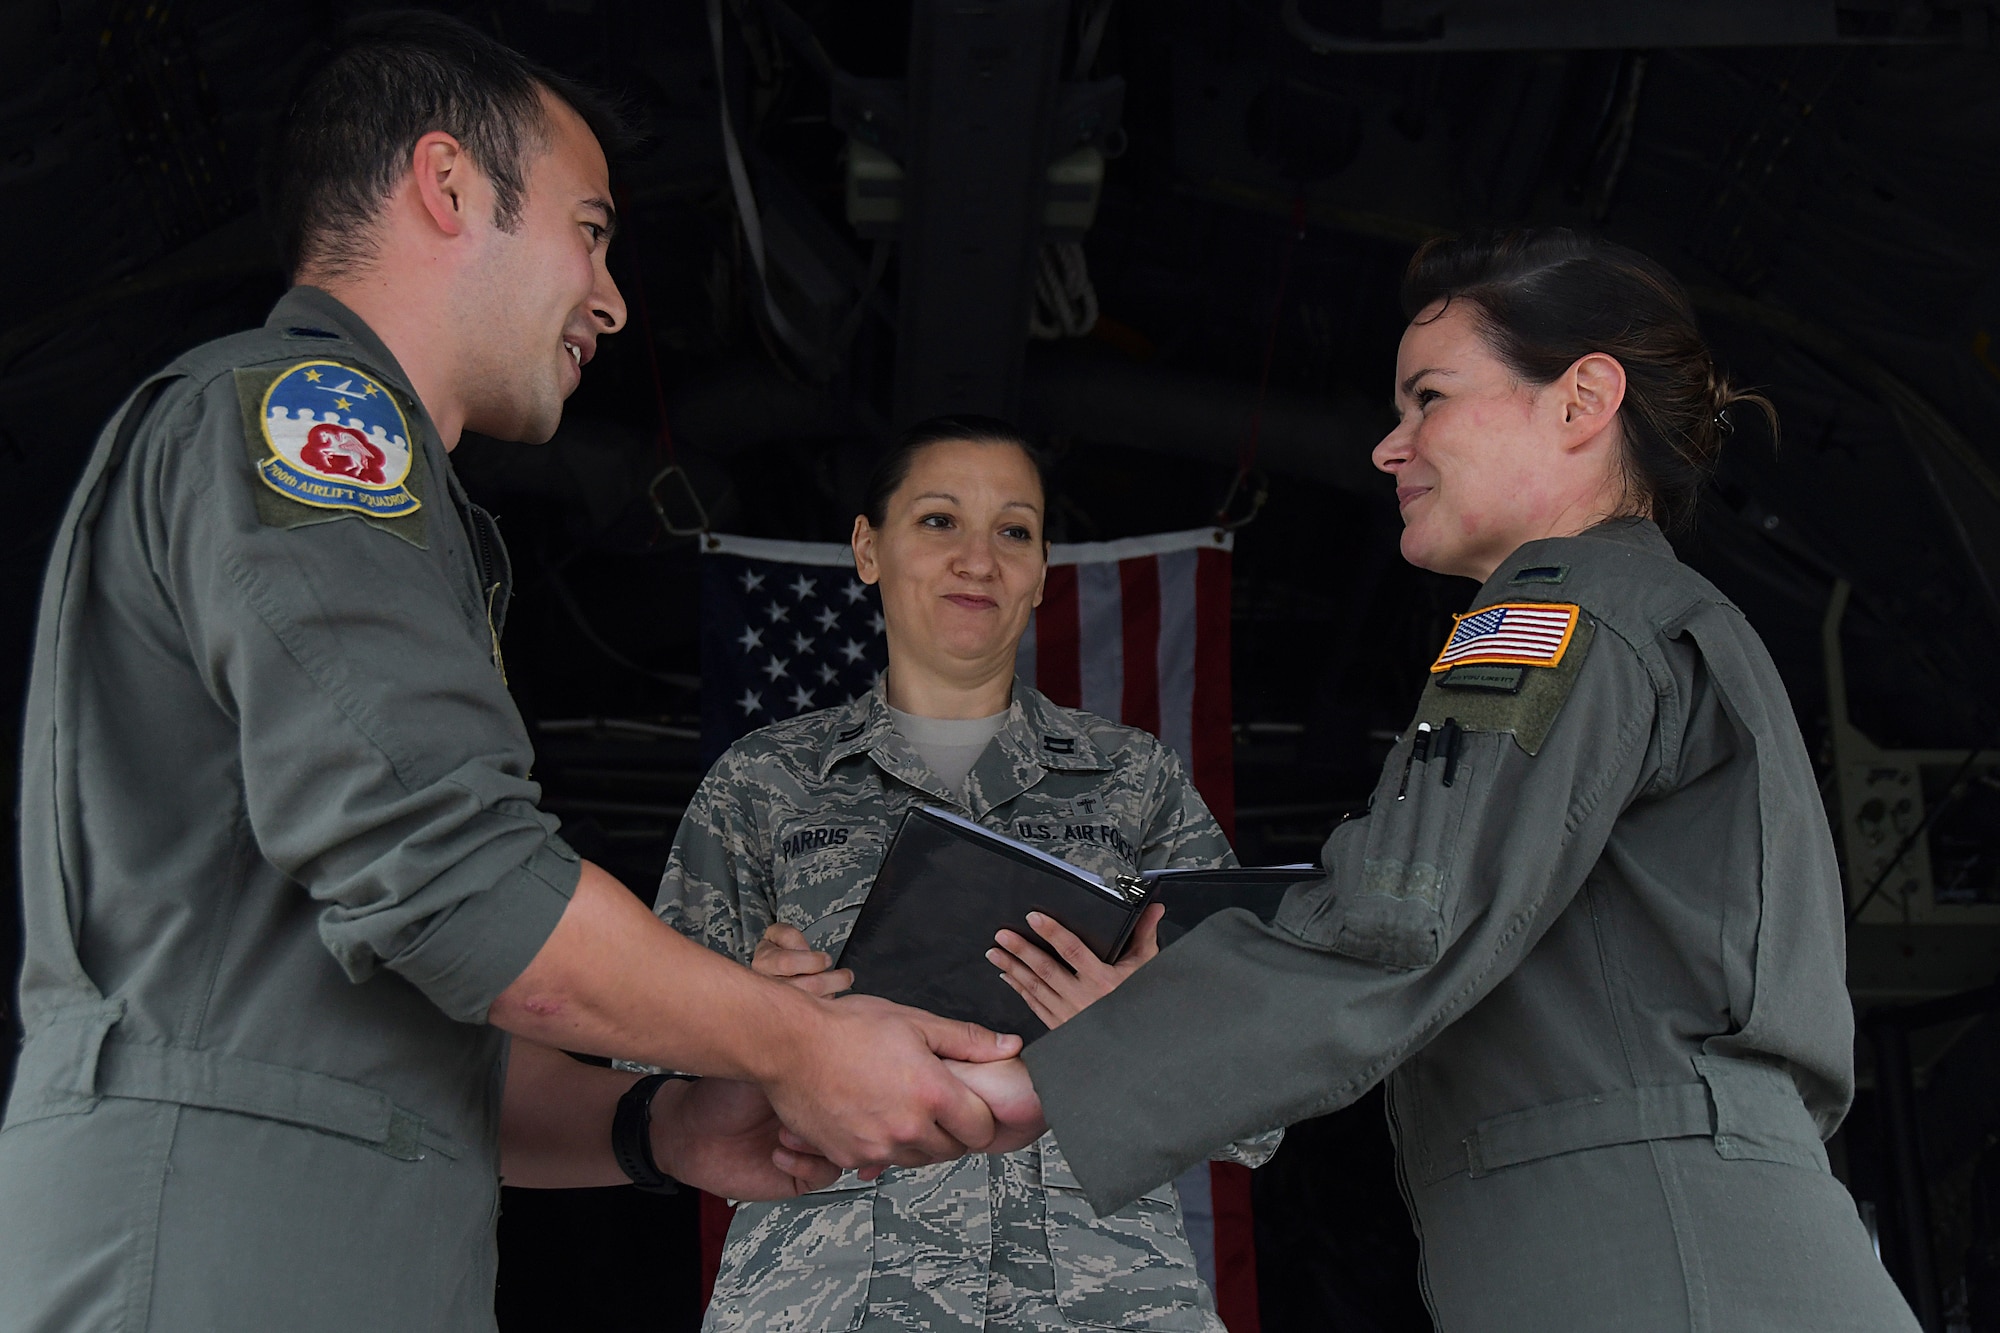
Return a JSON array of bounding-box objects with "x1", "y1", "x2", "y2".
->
[{"x1": 152, "y1": 378, "x2": 579, "y2": 1023}]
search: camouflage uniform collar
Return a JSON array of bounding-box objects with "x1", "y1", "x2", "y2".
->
[
  {"x1": 264, "y1": 286, "x2": 425, "y2": 410},
  {"x1": 994, "y1": 683, "x2": 1111, "y2": 774},
  {"x1": 815, "y1": 678, "x2": 1110, "y2": 796},
  {"x1": 818, "y1": 684, "x2": 903, "y2": 781}
]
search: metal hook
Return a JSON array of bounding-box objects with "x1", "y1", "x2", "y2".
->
[
  {"x1": 1214, "y1": 466, "x2": 1269, "y2": 532},
  {"x1": 648, "y1": 464, "x2": 711, "y2": 538}
]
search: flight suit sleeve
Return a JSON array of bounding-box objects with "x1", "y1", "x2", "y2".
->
[
  {"x1": 1129, "y1": 741, "x2": 1281, "y2": 1166},
  {"x1": 146, "y1": 377, "x2": 580, "y2": 1024},
  {"x1": 1025, "y1": 615, "x2": 1663, "y2": 1214},
  {"x1": 653, "y1": 748, "x2": 778, "y2": 968}
]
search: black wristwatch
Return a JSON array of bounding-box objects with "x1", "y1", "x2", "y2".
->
[{"x1": 612, "y1": 1072, "x2": 698, "y2": 1194}]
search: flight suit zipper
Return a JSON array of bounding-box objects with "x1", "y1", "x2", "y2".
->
[
  {"x1": 463, "y1": 500, "x2": 510, "y2": 682},
  {"x1": 1384, "y1": 1079, "x2": 1446, "y2": 1330}
]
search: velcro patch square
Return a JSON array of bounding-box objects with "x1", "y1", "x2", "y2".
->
[{"x1": 1430, "y1": 601, "x2": 1580, "y2": 673}]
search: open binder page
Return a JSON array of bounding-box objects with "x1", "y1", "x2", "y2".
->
[{"x1": 914, "y1": 804, "x2": 1135, "y2": 901}]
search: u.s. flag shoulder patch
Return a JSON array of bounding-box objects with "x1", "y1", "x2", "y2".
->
[{"x1": 1430, "y1": 601, "x2": 1581, "y2": 673}]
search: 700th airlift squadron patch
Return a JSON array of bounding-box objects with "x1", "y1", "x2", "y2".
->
[{"x1": 251, "y1": 360, "x2": 422, "y2": 517}]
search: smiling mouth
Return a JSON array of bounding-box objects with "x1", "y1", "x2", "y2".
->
[
  {"x1": 1396, "y1": 486, "x2": 1431, "y2": 510},
  {"x1": 944, "y1": 593, "x2": 998, "y2": 609},
  {"x1": 563, "y1": 341, "x2": 583, "y2": 369}
]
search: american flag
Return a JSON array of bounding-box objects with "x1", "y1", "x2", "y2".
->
[
  {"x1": 698, "y1": 534, "x2": 889, "y2": 768},
  {"x1": 1432, "y1": 600, "x2": 1578, "y2": 671},
  {"x1": 695, "y1": 525, "x2": 1258, "y2": 1331}
]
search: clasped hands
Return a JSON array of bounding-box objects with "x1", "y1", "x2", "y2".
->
[{"x1": 748, "y1": 905, "x2": 1165, "y2": 1188}]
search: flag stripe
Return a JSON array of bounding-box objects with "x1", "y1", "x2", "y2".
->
[
  {"x1": 1077, "y1": 560, "x2": 1124, "y2": 721},
  {"x1": 1156, "y1": 547, "x2": 1199, "y2": 770},
  {"x1": 1036, "y1": 564, "x2": 1081, "y2": 709},
  {"x1": 1120, "y1": 557, "x2": 1162, "y2": 737},
  {"x1": 1191, "y1": 546, "x2": 1236, "y2": 836}
]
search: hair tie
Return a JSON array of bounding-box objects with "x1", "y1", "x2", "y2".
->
[{"x1": 1713, "y1": 406, "x2": 1734, "y2": 437}]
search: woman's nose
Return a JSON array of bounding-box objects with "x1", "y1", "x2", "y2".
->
[
  {"x1": 953, "y1": 535, "x2": 1001, "y2": 576},
  {"x1": 1373, "y1": 422, "x2": 1412, "y2": 475}
]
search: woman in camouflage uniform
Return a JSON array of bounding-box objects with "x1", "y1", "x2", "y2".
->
[{"x1": 656, "y1": 417, "x2": 1278, "y2": 1332}]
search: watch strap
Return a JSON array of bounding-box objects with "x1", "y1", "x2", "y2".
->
[{"x1": 612, "y1": 1072, "x2": 693, "y2": 1194}]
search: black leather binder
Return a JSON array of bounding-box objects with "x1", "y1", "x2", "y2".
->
[{"x1": 835, "y1": 805, "x2": 1321, "y2": 1041}]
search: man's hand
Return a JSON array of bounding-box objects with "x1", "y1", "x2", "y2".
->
[
  {"x1": 761, "y1": 993, "x2": 1022, "y2": 1171},
  {"x1": 652, "y1": 1077, "x2": 841, "y2": 1199},
  {"x1": 491, "y1": 863, "x2": 1021, "y2": 1175},
  {"x1": 987, "y1": 903, "x2": 1164, "y2": 1028},
  {"x1": 751, "y1": 923, "x2": 853, "y2": 998}
]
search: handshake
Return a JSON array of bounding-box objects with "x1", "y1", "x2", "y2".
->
[{"x1": 582, "y1": 904, "x2": 1163, "y2": 1201}]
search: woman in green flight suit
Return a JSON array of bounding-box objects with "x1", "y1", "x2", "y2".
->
[{"x1": 1002, "y1": 230, "x2": 1926, "y2": 1333}]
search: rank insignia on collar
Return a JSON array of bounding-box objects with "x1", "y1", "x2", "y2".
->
[
  {"x1": 1430, "y1": 601, "x2": 1580, "y2": 673},
  {"x1": 254, "y1": 360, "x2": 422, "y2": 518}
]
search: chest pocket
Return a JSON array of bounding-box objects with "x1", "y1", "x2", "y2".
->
[
  {"x1": 770, "y1": 816, "x2": 885, "y2": 954},
  {"x1": 993, "y1": 806, "x2": 1146, "y2": 884},
  {"x1": 1275, "y1": 736, "x2": 1485, "y2": 970}
]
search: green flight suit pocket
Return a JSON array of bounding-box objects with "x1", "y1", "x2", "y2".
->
[
  {"x1": 1273, "y1": 746, "x2": 1478, "y2": 970},
  {"x1": 1041, "y1": 1142, "x2": 1217, "y2": 1330},
  {"x1": 705, "y1": 1187, "x2": 874, "y2": 1332}
]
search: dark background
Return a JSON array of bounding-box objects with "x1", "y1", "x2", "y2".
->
[{"x1": 5, "y1": 1, "x2": 2000, "y2": 1329}]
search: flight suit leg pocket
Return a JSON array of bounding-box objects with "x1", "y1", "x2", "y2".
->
[
  {"x1": 1274, "y1": 750, "x2": 1478, "y2": 970},
  {"x1": 703, "y1": 1188, "x2": 875, "y2": 1332}
]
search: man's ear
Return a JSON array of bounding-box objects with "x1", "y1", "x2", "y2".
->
[
  {"x1": 851, "y1": 515, "x2": 881, "y2": 586},
  {"x1": 412, "y1": 131, "x2": 470, "y2": 238},
  {"x1": 1560, "y1": 351, "x2": 1627, "y2": 451}
]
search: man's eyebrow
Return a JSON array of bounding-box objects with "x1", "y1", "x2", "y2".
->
[{"x1": 582, "y1": 196, "x2": 617, "y2": 239}]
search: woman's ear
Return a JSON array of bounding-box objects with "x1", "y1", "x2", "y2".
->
[
  {"x1": 851, "y1": 515, "x2": 881, "y2": 586},
  {"x1": 1558, "y1": 352, "x2": 1627, "y2": 450}
]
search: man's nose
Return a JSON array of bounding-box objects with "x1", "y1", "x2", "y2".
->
[{"x1": 591, "y1": 269, "x2": 628, "y2": 335}]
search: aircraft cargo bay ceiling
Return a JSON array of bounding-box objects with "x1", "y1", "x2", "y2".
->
[{"x1": 6, "y1": 0, "x2": 2000, "y2": 756}]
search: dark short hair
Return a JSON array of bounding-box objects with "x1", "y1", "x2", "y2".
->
[
  {"x1": 267, "y1": 10, "x2": 630, "y2": 278},
  {"x1": 1401, "y1": 228, "x2": 1775, "y2": 534},
  {"x1": 860, "y1": 415, "x2": 1050, "y2": 529}
]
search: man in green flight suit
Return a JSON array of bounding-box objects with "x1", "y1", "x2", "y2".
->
[{"x1": 0, "y1": 15, "x2": 1018, "y2": 1332}]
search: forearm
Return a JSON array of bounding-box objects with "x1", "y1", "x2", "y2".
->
[
  {"x1": 499, "y1": 1037, "x2": 637, "y2": 1188},
  {"x1": 489, "y1": 860, "x2": 815, "y2": 1082}
]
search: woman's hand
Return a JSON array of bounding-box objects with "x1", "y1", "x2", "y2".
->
[
  {"x1": 752, "y1": 922, "x2": 853, "y2": 998},
  {"x1": 986, "y1": 902, "x2": 1165, "y2": 1029}
]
